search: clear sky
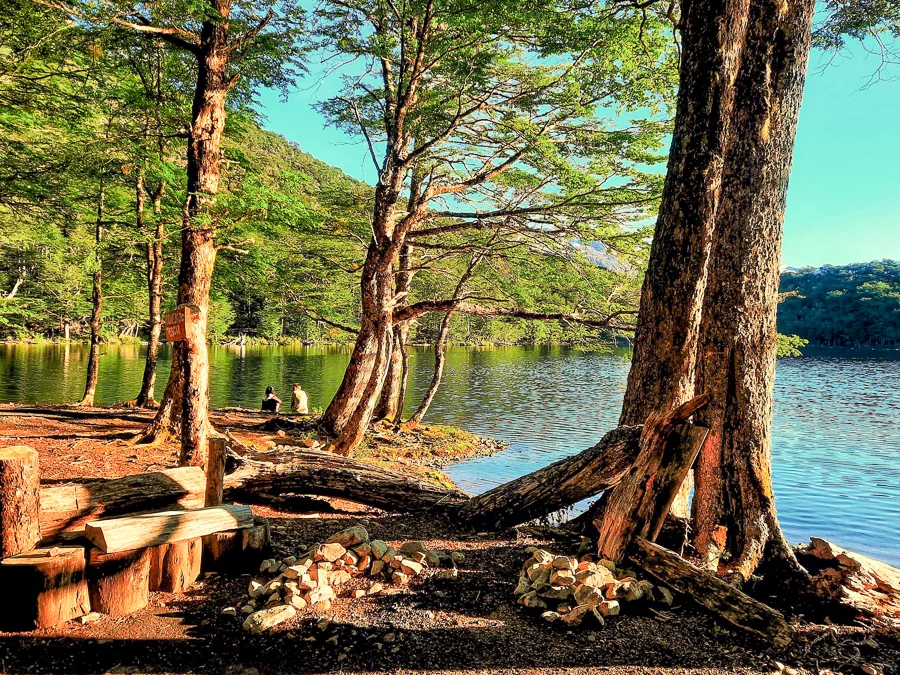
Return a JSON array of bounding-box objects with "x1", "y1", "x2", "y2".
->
[{"x1": 257, "y1": 40, "x2": 900, "y2": 269}]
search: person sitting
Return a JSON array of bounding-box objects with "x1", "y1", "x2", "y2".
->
[
  {"x1": 291, "y1": 383, "x2": 309, "y2": 414},
  {"x1": 261, "y1": 385, "x2": 281, "y2": 413}
]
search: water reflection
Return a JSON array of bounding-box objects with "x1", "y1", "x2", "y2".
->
[{"x1": 0, "y1": 343, "x2": 897, "y2": 565}]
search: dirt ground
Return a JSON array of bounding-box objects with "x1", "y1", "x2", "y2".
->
[{"x1": 0, "y1": 405, "x2": 897, "y2": 675}]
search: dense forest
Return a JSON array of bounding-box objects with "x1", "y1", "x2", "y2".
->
[{"x1": 778, "y1": 260, "x2": 900, "y2": 347}]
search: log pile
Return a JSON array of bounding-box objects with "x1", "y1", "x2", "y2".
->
[
  {"x1": 0, "y1": 443, "x2": 269, "y2": 631},
  {"x1": 225, "y1": 524, "x2": 463, "y2": 633},
  {"x1": 796, "y1": 537, "x2": 900, "y2": 628}
]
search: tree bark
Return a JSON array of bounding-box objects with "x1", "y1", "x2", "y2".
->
[
  {"x1": 87, "y1": 547, "x2": 151, "y2": 616},
  {"x1": 136, "y1": 179, "x2": 166, "y2": 408},
  {"x1": 617, "y1": 0, "x2": 751, "y2": 517},
  {"x1": 405, "y1": 309, "x2": 452, "y2": 430},
  {"x1": 0, "y1": 446, "x2": 40, "y2": 558},
  {"x1": 458, "y1": 425, "x2": 642, "y2": 530},
  {"x1": 691, "y1": 0, "x2": 815, "y2": 582},
  {"x1": 79, "y1": 182, "x2": 105, "y2": 406},
  {"x1": 142, "y1": 2, "x2": 230, "y2": 465}
]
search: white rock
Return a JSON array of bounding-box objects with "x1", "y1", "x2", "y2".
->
[{"x1": 242, "y1": 605, "x2": 297, "y2": 633}]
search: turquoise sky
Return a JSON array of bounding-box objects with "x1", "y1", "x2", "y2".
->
[{"x1": 257, "y1": 41, "x2": 900, "y2": 269}]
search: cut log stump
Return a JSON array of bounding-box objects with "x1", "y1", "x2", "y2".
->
[
  {"x1": 0, "y1": 446, "x2": 40, "y2": 557},
  {"x1": 39, "y1": 466, "x2": 206, "y2": 541},
  {"x1": 149, "y1": 538, "x2": 202, "y2": 593},
  {"x1": 205, "y1": 438, "x2": 227, "y2": 507},
  {"x1": 595, "y1": 396, "x2": 709, "y2": 563},
  {"x1": 84, "y1": 505, "x2": 254, "y2": 553},
  {"x1": 458, "y1": 425, "x2": 643, "y2": 530},
  {"x1": 629, "y1": 537, "x2": 794, "y2": 646},
  {"x1": 0, "y1": 546, "x2": 90, "y2": 630},
  {"x1": 202, "y1": 518, "x2": 270, "y2": 573},
  {"x1": 87, "y1": 547, "x2": 151, "y2": 616}
]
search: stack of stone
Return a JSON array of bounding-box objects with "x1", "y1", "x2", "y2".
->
[
  {"x1": 514, "y1": 547, "x2": 674, "y2": 627},
  {"x1": 229, "y1": 525, "x2": 463, "y2": 633}
]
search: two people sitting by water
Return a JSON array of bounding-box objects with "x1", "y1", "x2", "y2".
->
[{"x1": 261, "y1": 383, "x2": 309, "y2": 415}]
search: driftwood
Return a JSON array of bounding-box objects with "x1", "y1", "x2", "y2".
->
[
  {"x1": 224, "y1": 448, "x2": 468, "y2": 512},
  {"x1": 0, "y1": 546, "x2": 91, "y2": 629},
  {"x1": 149, "y1": 538, "x2": 203, "y2": 593},
  {"x1": 84, "y1": 505, "x2": 254, "y2": 553},
  {"x1": 796, "y1": 537, "x2": 900, "y2": 627},
  {"x1": 595, "y1": 396, "x2": 709, "y2": 562},
  {"x1": 87, "y1": 547, "x2": 151, "y2": 616},
  {"x1": 39, "y1": 467, "x2": 206, "y2": 540},
  {"x1": 629, "y1": 537, "x2": 794, "y2": 646},
  {"x1": 458, "y1": 426, "x2": 643, "y2": 530},
  {"x1": 0, "y1": 446, "x2": 40, "y2": 557}
]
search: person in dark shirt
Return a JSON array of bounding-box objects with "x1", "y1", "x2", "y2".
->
[{"x1": 261, "y1": 385, "x2": 282, "y2": 413}]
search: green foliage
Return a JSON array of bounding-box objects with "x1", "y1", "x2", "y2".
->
[
  {"x1": 778, "y1": 261, "x2": 900, "y2": 347},
  {"x1": 776, "y1": 333, "x2": 809, "y2": 358}
]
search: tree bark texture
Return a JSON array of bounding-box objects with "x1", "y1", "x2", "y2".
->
[
  {"x1": 374, "y1": 244, "x2": 413, "y2": 423},
  {"x1": 136, "y1": 179, "x2": 166, "y2": 408},
  {"x1": 80, "y1": 183, "x2": 105, "y2": 406},
  {"x1": 87, "y1": 547, "x2": 151, "y2": 616},
  {"x1": 0, "y1": 446, "x2": 40, "y2": 558},
  {"x1": 458, "y1": 425, "x2": 642, "y2": 530},
  {"x1": 691, "y1": 0, "x2": 815, "y2": 582}
]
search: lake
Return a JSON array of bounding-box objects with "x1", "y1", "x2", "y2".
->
[{"x1": 1, "y1": 342, "x2": 898, "y2": 566}]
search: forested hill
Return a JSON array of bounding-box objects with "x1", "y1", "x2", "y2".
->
[{"x1": 778, "y1": 260, "x2": 900, "y2": 347}]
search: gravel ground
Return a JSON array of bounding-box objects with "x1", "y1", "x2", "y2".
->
[{"x1": 0, "y1": 406, "x2": 897, "y2": 675}]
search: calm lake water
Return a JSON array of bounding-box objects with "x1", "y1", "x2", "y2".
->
[{"x1": 1, "y1": 343, "x2": 898, "y2": 566}]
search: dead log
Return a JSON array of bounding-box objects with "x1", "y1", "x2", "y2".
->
[
  {"x1": 87, "y1": 547, "x2": 151, "y2": 616},
  {"x1": 39, "y1": 467, "x2": 206, "y2": 540},
  {"x1": 149, "y1": 538, "x2": 202, "y2": 593},
  {"x1": 85, "y1": 505, "x2": 254, "y2": 553},
  {"x1": 629, "y1": 537, "x2": 794, "y2": 646},
  {"x1": 0, "y1": 546, "x2": 91, "y2": 629},
  {"x1": 595, "y1": 396, "x2": 709, "y2": 563},
  {"x1": 0, "y1": 446, "x2": 40, "y2": 557},
  {"x1": 796, "y1": 537, "x2": 900, "y2": 627},
  {"x1": 223, "y1": 449, "x2": 468, "y2": 512},
  {"x1": 458, "y1": 426, "x2": 643, "y2": 530},
  {"x1": 202, "y1": 518, "x2": 271, "y2": 573}
]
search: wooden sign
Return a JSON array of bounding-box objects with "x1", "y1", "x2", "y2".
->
[{"x1": 164, "y1": 305, "x2": 196, "y2": 343}]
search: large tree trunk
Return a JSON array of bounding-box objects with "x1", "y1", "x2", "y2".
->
[
  {"x1": 617, "y1": 0, "x2": 751, "y2": 517},
  {"x1": 374, "y1": 244, "x2": 413, "y2": 424},
  {"x1": 691, "y1": 0, "x2": 815, "y2": 582},
  {"x1": 136, "y1": 180, "x2": 166, "y2": 408},
  {"x1": 79, "y1": 183, "x2": 105, "y2": 406},
  {"x1": 140, "y1": 3, "x2": 230, "y2": 465}
]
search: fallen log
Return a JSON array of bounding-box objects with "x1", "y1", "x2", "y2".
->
[
  {"x1": 0, "y1": 446, "x2": 40, "y2": 557},
  {"x1": 87, "y1": 547, "x2": 151, "y2": 616},
  {"x1": 629, "y1": 537, "x2": 794, "y2": 646},
  {"x1": 39, "y1": 467, "x2": 206, "y2": 540},
  {"x1": 458, "y1": 426, "x2": 643, "y2": 530},
  {"x1": 149, "y1": 538, "x2": 202, "y2": 593},
  {"x1": 85, "y1": 505, "x2": 254, "y2": 553},
  {"x1": 595, "y1": 396, "x2": 710, "y2": 563},
  {"x1": 223, "y1": 449, "x2": 468, "y2": 512},
  {"x1": 1, "y1": 546, "x2": 91, "y2": 629},
  {"x1": 796, "y1": 537, "x2": 900, "y2": 627}
]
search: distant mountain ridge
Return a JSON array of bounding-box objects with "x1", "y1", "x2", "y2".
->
[{"x1": 777, "y1": 260, "x2": 900, "y2": 347}]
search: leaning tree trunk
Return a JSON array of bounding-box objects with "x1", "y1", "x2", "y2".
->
[
  {"x1": 140, "y1": 8, "x2": 229, "y2": 466},
  {"x1": 691, "y1": 0, "x2": 815, "y2": 583},
  {"x1": 374, "y1": 243, "x2": 414, "y2": 423},
  {"x1": 405, "y1": 309, "x2": 452, "y2": 430},
  {"x1": 616, "y1": 0, "x2": 751, "y2": 517},
  {"x1": 79, "y1": 183, "x2": 105, "y2": 407},
  {"x1": 136, "y1": 180, "x2": 166, "y2": 408}
]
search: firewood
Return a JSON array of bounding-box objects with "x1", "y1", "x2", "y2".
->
[
  {"x1": 39, "y1": 467, "x2": 206, "y2": 540},
  {"x1": 629, "y1": 537, "x2": 794, "y2": 646},
  {"x1": 202, "y1": 518, "x2": 271, "y2": 573},
  {"x1": 595, "y1": 396, "x2": 709, "y2": 562},
  {"x1": 149, "y1": 538, "x2": 202, "y2": 593},
  {"x1": 0, "y1": 546, "x2": 91, "y2": 629},
  {"x1": 87, "y1": 547, "x2": 151, "y2": 616},
  {"x1": 458, "y1": 426, "x2": 643, "y2": 529},
  {"x1": 84, "y1": 505, "x2": 254, "y2": 553},
  {"x1": 0, "y1": 446, "x2": 40, "y2": 557}
]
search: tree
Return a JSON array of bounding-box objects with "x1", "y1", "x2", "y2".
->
[
  {"x1": 313, "y1": 0, "x2": 676, "y2": 454},
  {"x1": 691, "y1": 0, "x2": 816, "y2": 582},
  {"x1": 38, "y1": 0, "x2": 306, "y2": 465}
]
